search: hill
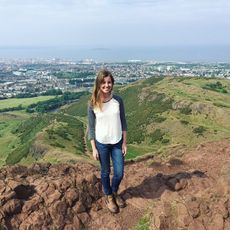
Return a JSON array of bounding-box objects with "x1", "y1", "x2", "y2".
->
[
  {"x1": 64, "y1": 76, "x2": 230, "y2": 159},
  {"x1": 1, "y1": 76, "x2": 230, "y2": 229},
  {"x1": 0, "y1": 76, "x2": 230, "y2": 166},
  {"x1": 0, "y1": 112, "x2": 88, "y2": 167},
  {"x1": 0, "y1": 138, "x2": 230, "y2": 229}
]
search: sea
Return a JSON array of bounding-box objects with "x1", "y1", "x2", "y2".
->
[{"x1": 0, "y1": 45, "x2": 230, "y2": 63}]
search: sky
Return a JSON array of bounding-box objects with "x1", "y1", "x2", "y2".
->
[{"x1": 0, "y1": 0, "x2": 229, "y2": 49}]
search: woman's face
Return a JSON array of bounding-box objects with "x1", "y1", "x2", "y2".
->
[{"x1": 100, "y1": 76, "x2": 113, "y2": 95}]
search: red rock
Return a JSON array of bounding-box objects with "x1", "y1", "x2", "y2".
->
[
  {"x1": 73, "y1": 201, "x2": 86, "y2": 213},
  {"x1": 199, "y1": 202, "x2": 211, "y2": 215},
  {"x1": 180, "y1": 178, "x2": 188, "y2": 189},
  {"x1": 7, "y1": 180, "x2": 22, "y2": 190},
  {"x1": 77, "y1": 212, "x2": 90, "y2": 225},
  {"x1": 73, "y1": 216, "x2": 84, "y2": 229},
  {"x1": 64, "y1": 225, "x2": 75, "y2": 230},
  {"x1": 21, "y1": 209, "x2": 51, "y2": 229},
  {"x1": 224, "y1": 219, "x2": 230, "y2": 230},
  {"x1": 9, "y1": 215, "x2": 22, "y2": 229},
  {"x1": 2, "y1": 199, "x2": 22, "y2": 215},
  {"x1": 188, "y1": 219, "x2": 205, "y2": 230},
  {"x1": 0, "y1": 223, "x2": 7, "y2": 230},
  {"x1": 187, "y1": 200, "x2": 200, "y2": 218},
  {"x1": 45, "y1": 190, "x2": 62, "y2": 205},
  {"x1": 85, "y1": 174, "x2": 98, "y2": 185},
  {"x1": 49, "y1": 200, "x2": 67, "y2": 226},
  {"x1": 35, "y1": 182, "x2": 49, "y2": 196},
  {"x1": 0, "y1": 181, "x2": 6, "y2": 194},
  {"x1": 210, "y1": 213, "x2": 224, "y2": 230},
  {"x1": 22, "y1": 195, "x2": 43, "y2": 213},
  {"x1": 60, "y1": 178, "x2": 72, "y2": 191},
  {"x1": 65, "y1": 188, "x2": 79, "y2": 206},
  {"x1": 166, "y1": 177, "x2": 178, "y2": 191},
  {"x1": 1, "y1": 191, "x2": 16, "y2": 204}
]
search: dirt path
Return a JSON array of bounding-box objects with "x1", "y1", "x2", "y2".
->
[{"x1": 88, "y1": 138, "x2": 230, "y2": 229}]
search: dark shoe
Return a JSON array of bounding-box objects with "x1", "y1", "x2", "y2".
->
[
  {"x1": 105, "y1": 194, "x2": 118, "y2": 213},
  {"x1": 113, "y1": 192, "x2": 126, "y2": 208}
]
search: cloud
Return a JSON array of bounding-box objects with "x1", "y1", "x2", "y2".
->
[
  {"x1": 0, "y1": 0, "x2": 109, "y2": 9},
  {"x1": 0, "y1": 0, "x2": 229, "y2": 47}
]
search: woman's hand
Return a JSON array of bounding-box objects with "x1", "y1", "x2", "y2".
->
[
  {"x1": 90, "y1": 139, "x2": 99, "y2": 161},
  {"x1": 92, "y1": 148, "x2": 99, "y2": 161},
  {"x1": 122, "y1": 142, "x2": 127, "y2": 156},
  {"x1": 122, "y1": 131, "x2": 127, "y2": 156}
]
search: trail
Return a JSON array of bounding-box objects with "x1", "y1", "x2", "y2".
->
[{"x1": 0, "y1": 138, "x2": 230, "y2": 229}]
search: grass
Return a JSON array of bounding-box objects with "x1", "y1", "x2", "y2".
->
[
  {"x1": 0, "y1": 96, "x2": 56, "y2": 110},
  {"x1": 136, "y1": 213, "x2": 151, "y2": 230},
  {"x1": 61, "y1": 76, "x2": 230, "y2": 161},
  {"x1": 1, "y1": 76, "x2": 230, "y2": 165},
  {"x1": 17, "y1": 113, "x2": 87, "y2": 165},
  {"x1": 0, "y1": 113, "x2": 28, "y2": 166},
  {"x1": 126, "y1": 144, "x2": 156, "y2": 160}
]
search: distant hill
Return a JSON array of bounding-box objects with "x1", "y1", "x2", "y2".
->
[{"x1": 0, "y1": 76, "x2": 230, "y2": 166}]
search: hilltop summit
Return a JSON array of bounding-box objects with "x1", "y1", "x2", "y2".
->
[{"x1": 0, "y1": 138, "x2": 230, "y2": 229}]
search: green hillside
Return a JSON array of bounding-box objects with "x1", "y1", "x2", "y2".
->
[
  {"x1": 0, "y1": 112, "x2": 30, "y2": 166},
  {"x1": 0, "y1": 111, "x2": 87, "y2": 166},
  {"x1": 64, "y1": 76, "x2": 230, "y2": 159},
  {"x1": 1, "y1": 76, "x2": 230, "y2": 166}
]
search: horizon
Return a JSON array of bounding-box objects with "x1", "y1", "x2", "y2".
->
[{"x1": 1, "y1": 44, "x2": 230, "y2": 63}]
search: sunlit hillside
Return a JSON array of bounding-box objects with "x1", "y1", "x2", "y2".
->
[
  {"x1": 0, "y1": 76, "x2": 230, "y2": 166},
  {"x1": 64, "y1": 76, "x2": 230, "y2": 159}
]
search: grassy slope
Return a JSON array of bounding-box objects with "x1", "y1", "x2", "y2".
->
[
  {"x1": 0, "y1": 111, "x2": 32, "y2": 165},
  {"x1": 38, "y1": 113, "x2": 87, "y2": 164},
  {"x1": 3, "y1": 112, "x2": 86, "y2": 166},
  {"x1": 64, "y1": 77, "x2": 230, "y2": 159},
  {"x1": 1, "y1": 77, "x2": 230, "y2": 166}
]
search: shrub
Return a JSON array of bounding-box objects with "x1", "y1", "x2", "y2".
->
[
  {"x1": 202, "y1": 81, "x2": 228, "y2": 94},
  {"x1": 162, "y1": 138, "x2": 170, "y2": 144},
  {"x1": 180, "y1": 107, "x2": 192, "y2": 115},
  {"x1": 180, "y1": 120, "x2": 189, "y2": 125},
  {"x1": 193, "y1": 126, "x2": 206, "y2": 136},
  {"x1": 149, "y1": 129, "x2": 165, "y2": 143}
]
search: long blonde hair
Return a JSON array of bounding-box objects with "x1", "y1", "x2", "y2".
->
[{"x1": 90, "y1": 69, "x2": 114, "y2": 109}]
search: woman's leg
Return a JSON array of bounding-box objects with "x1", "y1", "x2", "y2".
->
[
  {"x1": 111, "y1": 140, "x2": 124, "y2": 193},
  {"x1": 95, "y1": 141, "x2": 112, "y2": 195}
]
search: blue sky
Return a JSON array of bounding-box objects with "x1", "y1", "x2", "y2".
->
[{"x1": 0, "y1": 0, "x2": 229, "y2": 48}]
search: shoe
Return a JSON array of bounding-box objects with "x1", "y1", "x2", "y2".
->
[
  {"x1": 113, "y1": 192, "x2": 126, "y2": 208},
  {"x1": 105, "y1": 194, "x2": 118, "y2": 213}
]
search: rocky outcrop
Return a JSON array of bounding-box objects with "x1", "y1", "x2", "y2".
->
[
  {"x1": 0, "y1": 163, "x2": 103, "y2": 229},
  {"x1": 0, "y1": 138, "x2": 230, "y2": 230}
]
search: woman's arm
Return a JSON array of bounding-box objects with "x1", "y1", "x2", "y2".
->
[
  {"x1": 88, "y1": 105, "x2": 99, "y2": 160},
  {"x1": 122, "y1": 130, "x2": 127, "y2": 156}
]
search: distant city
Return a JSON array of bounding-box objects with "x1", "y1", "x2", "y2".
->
[{"x1": 0, "y1": 58, "x2": 230, "y2": 99}]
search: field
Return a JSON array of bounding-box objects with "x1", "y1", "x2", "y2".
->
[{"x1": 0, "y1": 95, "x2": 56, "y2": 110}]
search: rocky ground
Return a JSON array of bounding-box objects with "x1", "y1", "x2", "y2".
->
[{"x1": 0, "y1": 138, "x2": 230, "y2": 229}]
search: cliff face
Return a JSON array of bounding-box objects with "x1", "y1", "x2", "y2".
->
[
  {"x1": 1, "y1": 138, "x2": 230, "y2": 230},
  {"x1": 0, "y1": 163, "x2": 103, "y2": 229}
]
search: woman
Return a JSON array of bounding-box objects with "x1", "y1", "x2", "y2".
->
[{"x1": 88, "y1": 69, "x2": 127, "y2": 213}]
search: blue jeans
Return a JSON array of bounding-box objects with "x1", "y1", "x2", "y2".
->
[{"x1": 95, "y1": 139, "x2": 124, "y2": 195}]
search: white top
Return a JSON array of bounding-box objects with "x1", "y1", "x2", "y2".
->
[{"x1": 94, "y1": 98, "x2": 122, "y2": 144}]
